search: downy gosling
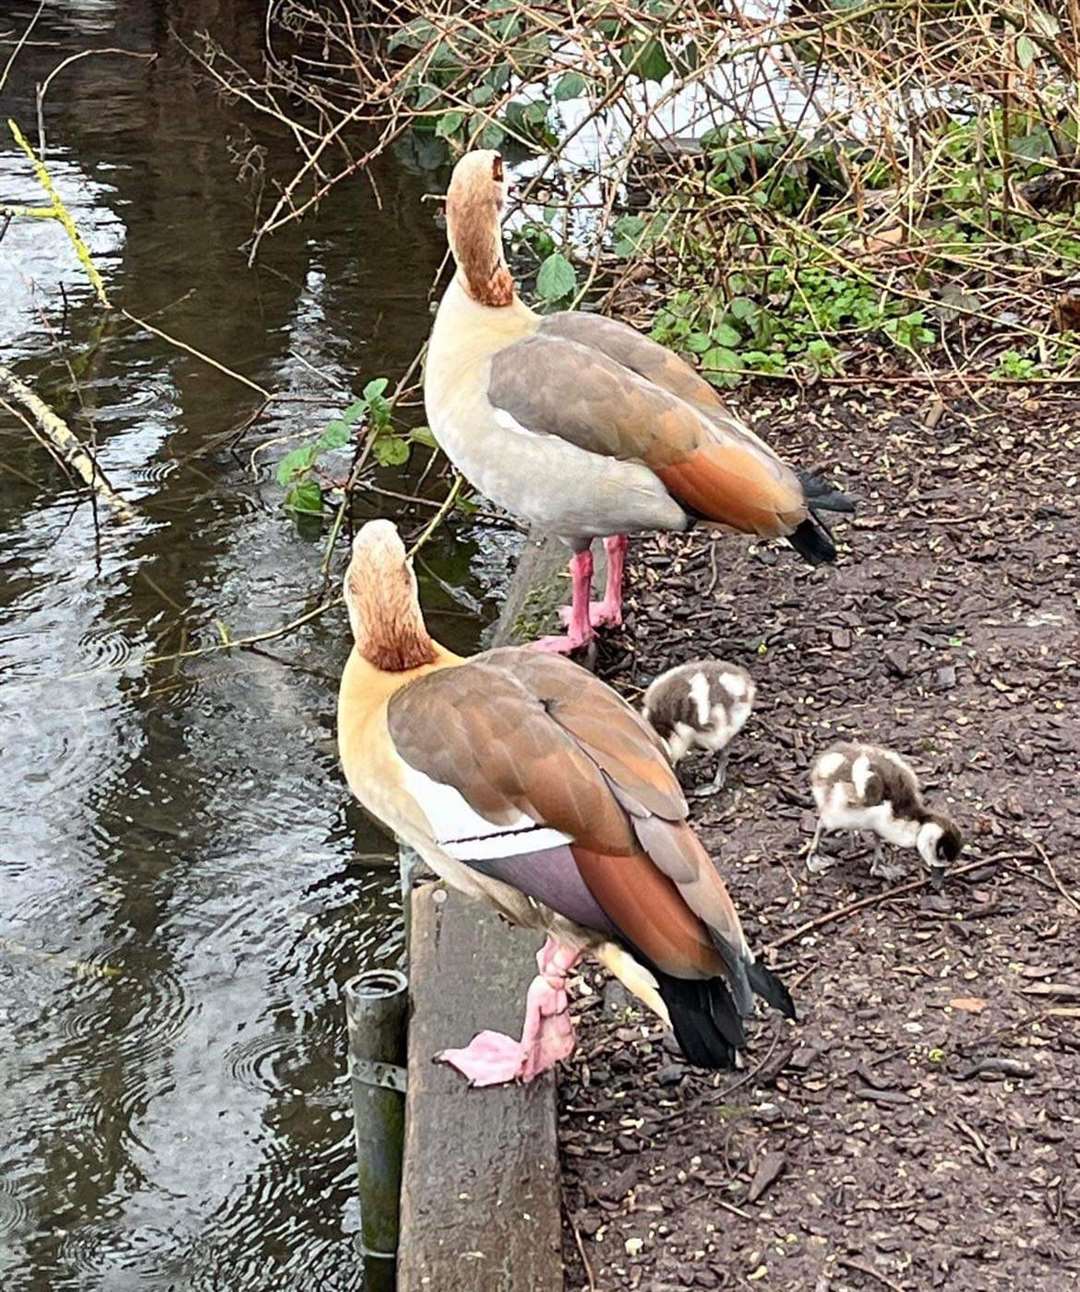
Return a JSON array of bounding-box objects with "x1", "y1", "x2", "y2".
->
[
  {"x1": 808, "y1": 741, "x2": 963, "y2": 886},
  {"x1": 642, "y1": 660, "x2": 755, "y2": 795}
]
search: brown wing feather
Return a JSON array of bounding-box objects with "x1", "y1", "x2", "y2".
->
[
  {"x1": 540, "y1": 311, "x2": 726, "y2": 411},
  {"x1": 489, "y1": 331, "x2": 808, "y2": 537},
  {"x1": 388, "y1": 648, "x2": 754, "y2": 986}
]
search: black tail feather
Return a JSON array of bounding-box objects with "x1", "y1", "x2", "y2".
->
[
  {"x1": 654, "y1": 957, "x2": 796, "y2": 1070},
  {"x1": 787, "y1": 513, "x2": 836, "y2": 565},
  {"x1": 798, "y1": 470, "x2": 856, "y2": 513},
  {"x1": 655, "y1": 972, "x2": 743, "y2": 1070},
  {"x1": 747, "y1": 959, "x2": 797, "y2": 1021}
]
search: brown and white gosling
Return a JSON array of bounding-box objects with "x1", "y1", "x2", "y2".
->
[
  {"x1": 642, "y1": 660, "x2": 755, "y2": 795},
  {"x1": 808, "y1": 741, "x2": 963, "y2": 886}
]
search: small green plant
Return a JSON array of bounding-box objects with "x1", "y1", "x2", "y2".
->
[
  {"x1": 883, "y1": 310, "x2": 936, "y2": 354},
  {"x1": 535, "y1": 251, "x2": 577, "y2": 307},
  {"x1": 277, "y1": 378, "x2": 433, "y2": 516},
  {"x1": 993, "y1": 349, "x2": 1044, "y2": 380}
]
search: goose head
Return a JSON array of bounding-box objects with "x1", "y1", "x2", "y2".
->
[
  {"x1": 445, "y1": 149, "x2": 515, "y2": 307},
  {"x1": 344, "y1": 520, "x2": 436, "y2": 671}
]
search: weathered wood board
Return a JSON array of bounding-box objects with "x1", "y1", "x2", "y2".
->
[{"x1": 397, "y1": 882, "x2": 563, "y2": 1292}]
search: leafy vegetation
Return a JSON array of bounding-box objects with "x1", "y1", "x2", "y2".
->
[{"x1": 276, "y1": 379, "x2": 436, "y2": 515}]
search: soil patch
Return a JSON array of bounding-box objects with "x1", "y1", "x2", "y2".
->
[{"x1": 559, "y1": 381, "x2": 1080, "y2": 1291}]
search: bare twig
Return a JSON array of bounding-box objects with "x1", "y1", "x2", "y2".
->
[{"x1": 0, "y1": 364, "x2": 137, "y2": 523}]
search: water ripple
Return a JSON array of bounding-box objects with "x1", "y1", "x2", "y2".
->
[{"x1": 78, "y1": 624, "x2": 136, "y2": 670}]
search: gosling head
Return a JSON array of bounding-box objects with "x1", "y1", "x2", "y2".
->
[
  {"x1": 917, "y1": 813, "x2": 964, "y2": 888},
  {"x1": 445, "y1": 149, "x2": 514, "y2": 308},
  {"x1": 343, "y1": 520, "x2": 435, "y2": 672}
]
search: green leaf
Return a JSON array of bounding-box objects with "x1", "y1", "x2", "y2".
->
[
  {"x1": 276, "y1": 444, "x2": 316, "y2": 486},
  {"x1": 728, "y1": 297, "x2": 756, "y2": 321},
  {"x1": 373, "y1": 436, "x2": 411, "y2": 467},
  {"x1": 711, "y1": 322, "x2": 742, "y2": 348},
  {"x1": 286, "y1": 479, "x2": 323, "y2": 514},
  {"x1": 409, "y1": 426, "x2": 438, "y2": 450},
  {"x1": 478, "y1": 122, "x2": 506, "y2": 150},
  {"x1": 470, "y1": 85, "x2": 495, "y2": 107},
  {"x1": 1016, "y1": 34, "x2": 1037, "y2": 70},
  {"x1": 553, "y1": 71, "x2": 587, "y2": 101},
  {"x1": 613, "y1": 214, "x2": 648, "y2": 258},
  {"x1": 685, "y1": 331, "x2": 713, "y2": 354},
  {"x1": 435, "y1": 110, "x2": 465, "y2": 141},
  {"x1": 536, "y1": 252, "x2": 576, "y2": 302},
  {"x1": 701, "y1": 346, "x2": 742, "y2": 387},
  {"x1": 1031, "y1": 6, "x2": 1060, "y2": 38},
  {"x1": 630, "y1": 38, "x2": 671, "y2": 83},
  {"x1": 387, "y1": 17, "x2": 438, "y2": 51},
  {"x1": 318, "y1": 420, "x2": 351, "y2": 450},
  {"x1": 342, "y1": 399, "x2": 367, "y2": 425}
]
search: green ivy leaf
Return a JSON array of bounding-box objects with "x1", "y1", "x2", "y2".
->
[
  {"x1": 701, "y1": 346, "x2": 743, "y2": 388},
  {"x1": 553, "y1": 71, "x2": 587, "y2": 101},
  {"x1": 341, "y1": 400, "x2": 367, "y2": 425},
  {"x1": 470, "y1": 85, "x2": 495, "y2": 107},
  {"x1": 362, "y1": 379, "x2": 388, "y2": 403},
  {"x1": 1016, "y1": 34, "x2": 1037, "y2": 70},
  {"x1": 286, "y1": 479, "x2": 323, "y2": 514},
  {"x1": 685, "y1": 332, "x2": 713, "y2": 354},
  {"x1": 479, "y1": 122, "x2": 506, "y2": 150},
  {"x1": 319, "y1": 421, "x2": 351, "y2": 451},
  {"x1": 373, "y1": 436, "x2": 411, "y2": 467},
  {"x1": 630, "y1": 39, "x2": 671, "y2": 83},
  {"x1": 536, "y1": 252, "x2": 576, "y2": 302},
  {"x1": 613, "y1": 214, "x2": 646, "y2": 257},
  {"x1": 435, "y1": 110, "x2": 465, "y2": 141},
  {"x1": 387, "y1": 17, "x2": 438, "y2": 51},
  {"x1": 728, "y1": 297, "x2": 756, "y2": 321},
  {"x1": 276, "y1": 445, "x2": 316, "y2": 486},
  {"x1": 711, "y1": 322, "x2": 742, "y2": 348},
  {"x1": 409, "y1": 426, "x2": 438, "y2": 450}
]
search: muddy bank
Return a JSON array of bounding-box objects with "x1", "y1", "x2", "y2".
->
[{"x1": 559, "y1": 381, "x2": 1080, "y2": 1291}]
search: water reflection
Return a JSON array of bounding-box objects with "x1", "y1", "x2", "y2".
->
[{"x1": 0, "y1": 2, "x2": 500, "y2": 1287}]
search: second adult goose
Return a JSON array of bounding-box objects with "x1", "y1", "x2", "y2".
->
[
  {"x1": 338, "y1": 520, "x2": 794, "y2": 1085},
  {"x1": 424, "y1": 149, "x2": 854, "y2": 651}
]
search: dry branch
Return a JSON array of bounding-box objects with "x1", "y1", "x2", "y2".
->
[{"x1": 0, "y1": 364, "x2": 137, "y2": 523}]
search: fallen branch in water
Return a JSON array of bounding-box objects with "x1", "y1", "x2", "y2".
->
[
  {"x1": 0, "y1": 364, "x2": 137, "y2": 523},
  {"x1": 7, "y1": 117, "x2": 111, "y2": 307}
]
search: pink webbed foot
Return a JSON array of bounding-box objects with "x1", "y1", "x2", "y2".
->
[
  {"x1": 528, "y1": 547, "x2": 595, "y2": 653},
  {"x1": 529, "y1": 629, "x2": 594, "y2": 654},
  {"x1": 559, "y1": 600, "x2": 622, "y2": 630},
  {"x1": 436, "y1": 940, "x2": 580, "y2": 1087},
  {"x1": 436, "y1": 1029, "x2": 538, "y2": 1087}
]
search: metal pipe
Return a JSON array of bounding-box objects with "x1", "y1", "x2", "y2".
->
[{"x1": 345, "y1": 968, "x2": 408, "y2": 1292}]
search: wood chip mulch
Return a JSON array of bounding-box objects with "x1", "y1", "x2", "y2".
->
[{"x1": 559, "y1": 381, "x2": 1080, "y2": 1291}]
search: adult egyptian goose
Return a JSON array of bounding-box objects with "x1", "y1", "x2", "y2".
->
[
  {"x1": 642, "y1": 659, "x2": 755, "y2": 794},
  {"x1": 337, "y1": 519, "x2": 794, "y2": 1086},
  {"x1": 808, "y1": 741, "x2": 963, "y2": 886},
  {"x1": 423, "y1": 149, "x2": 854, "y2": 652}
]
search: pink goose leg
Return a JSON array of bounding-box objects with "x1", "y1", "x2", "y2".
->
[
  {"x1": 532, "y1": 547, "x2": 595, "y2": 653},
  {"x1": 595, "y1": 534, "x2": 627, "y2": 626},
  {"x1": 558, "y1": 533, "x2": 627, "y2": 629},
  {"x1": 436, "y1": 938, "x2": 580, "y2": 1087}
]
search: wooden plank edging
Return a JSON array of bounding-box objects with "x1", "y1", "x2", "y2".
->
[{"x1": 397, "y1": 884, "x2": 562, "y2": 1291}]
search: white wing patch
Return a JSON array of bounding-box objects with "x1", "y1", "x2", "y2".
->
[
  {"x1": 686, "y1": 671, "x2": 712, "y2": 728},
  {"x1": 492, "y1": 406, "x2": 546, "y2": 440},
  {"x1": 851, "y1": 754, "x2": 875, "y2": 800},
  {"x1": 813, "y1": 750, "x2": 848, "y2": 780},
  {"x1": 400, "y1": 764, "x2": 572, "y2": 860}
]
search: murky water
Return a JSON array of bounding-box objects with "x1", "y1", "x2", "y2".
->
[{"x1": 0, "y1": 4, "x2": 509, "y2": 1287}]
